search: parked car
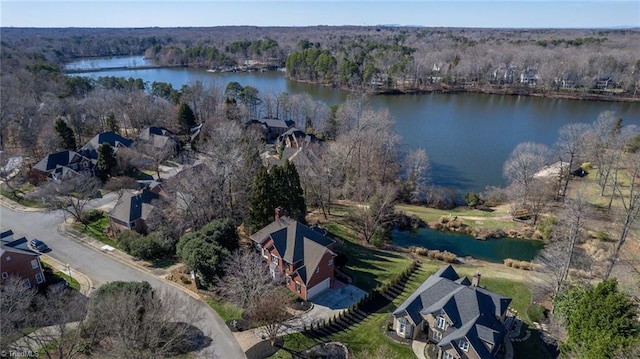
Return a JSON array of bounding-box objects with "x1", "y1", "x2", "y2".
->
[{"x1": 29, "y1": 239, "x2": 50, "y2": 252}]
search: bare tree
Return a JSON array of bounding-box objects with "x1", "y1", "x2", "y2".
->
[
  {"x1": 86, "y1": 281, "x2": 205, "y2": 359},
  {"x1": 216, "y1": 249, "x2": 275, "y2": 310},
  {"x1": 534, "y1": 189, "x2": 589, "y2": 297},
  {"x1": 556, "y1": 123, "x2": 590, "y2": 200},
  {"x1": 528, "y1": 177, "x2": 557, "y2": 225},
  {"x1": 605, "y1": 150, "x2": 640, "y2": 278},
  {"x1": 587, "y1": 111, "x2": 622, "y2": 196},
  {"x1": 245, "y1": 288, "x2": 292, "y2": 346},
  {"x1": 503, "y1": 142, "x2": 551, "y2": 206},
  {"x1": 348, "y1": 184, "x2": 396, "y2": 244},
  {"x1": 401, "y1": 148, "x2": 431, "y2": 203},
  {"x1": 29, "y1": 175, "x2": 100, "y2": 225}
]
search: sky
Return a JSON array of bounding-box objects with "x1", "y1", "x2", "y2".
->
[{"x1": 1, "y1": 0, "x2": 638, "y2": 28}]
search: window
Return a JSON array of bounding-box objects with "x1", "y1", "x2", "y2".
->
[
  {"x1": 36, "y1": 273, "x2": 44, "y2": 284},
  {"x1": 31, "y1": 259, "x2": 39, "y2": 269},
  {"x1": 432, "y1": 330, "x2": 442, "y2": 341},
  {"x1": 23, "y1": 279, "x2": 32, "y2": 289},
  {"x1": 437, "y1": 316, "x2": 446, "y2": 329},
  {"x1": 271, "y1": 254, "x2": 279, "y2": 265},
  {"x1": 398, "y1": 321, "x2": 406, "y2": 334},
  {"x1": 443, "y1": 352, "x2": 454, "y2": 359},
  {"x1": 328, "y1": 258, "x2": 333, "y2": 266},
  {"x1": 1, "y1": 272, "x2": 7, "y2": 279},
  {"x1": 295, "y1": 282, "x2": 301, "y2": 293},
  {"x1": 316, "y1": 267, "x2": 320, "y2": 274},
  {"x1": 5, "y1": 256, "x2": 10, "y2": 261},
  {"x1": 285, "y1": 276, "x2": 291, "y2": 285},
  {"x1": 262, "y1": 248, "x2": 268, "y2": 258},
  {"x1": 458, "y1": 339, "x2": 469, "y2": 351}
]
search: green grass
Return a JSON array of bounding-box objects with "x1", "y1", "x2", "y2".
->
[
  {"x1": 207, "y1": 298, "x2": 244, "y2": 322},
  {"x1": 1, "y1": 189, "x2": 47, "y2": 208},
  {"x1": 73, "y1": 211, "x2": 118, "y2": 248},
  {"x1": 41, "y1": 261, "x2": 81, "y2": 291},
  {"x1": 273, "y1": 263, "x2": 543, "y2": 358},
  {"x1": 325, "y1": 222, "x2": 413, "y2": 292},
  {"x1": 396, "y1": 204, "x2": 518, "y2": 230}
]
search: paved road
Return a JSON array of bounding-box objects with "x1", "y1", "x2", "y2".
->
[{"x1": 0, "y1": 204, "x2": 246, "y2": 359}]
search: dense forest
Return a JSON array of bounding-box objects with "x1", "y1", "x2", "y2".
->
[{"x1": 2, "y1": 26, "x2": 639, "y2": 99}]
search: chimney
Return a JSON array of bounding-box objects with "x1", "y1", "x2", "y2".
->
[
  {"x1": 472, "y1": 272, "x2": 481, "y2": 287},
  {"x1": 275, "y1": 207, "x2": 285, "y2": 221}
]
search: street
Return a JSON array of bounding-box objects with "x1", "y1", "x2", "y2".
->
[{"x1": 0, "y1": 203, "x2": 246, "y2": 359}]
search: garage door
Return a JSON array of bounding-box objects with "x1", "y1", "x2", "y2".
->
[{"x1": 307, "y1": 277, "x2": 331, "y2": 299}]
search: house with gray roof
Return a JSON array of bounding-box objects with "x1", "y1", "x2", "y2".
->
[
  {"x1": 250, "y1": 211, "x2": 336, "y2": 300},
  {"x1": 392, "y1": 265, "x2": 512, "y2": 359},
  {"x1": 138, "y1": 126, "x2": 179, "y2": 154},
  {"x1": 79, "y1": 131, "x2": 133, "y2": 159},
  {"x1": 108, "y1": 189, "x2": 157, "y2": 235}
]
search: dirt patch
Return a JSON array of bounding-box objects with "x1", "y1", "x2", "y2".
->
[{"x1": 165, "y1": 264, "x2": 198, "y2": 293}]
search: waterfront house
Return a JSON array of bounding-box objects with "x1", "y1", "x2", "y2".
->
[{"x1": 392, "y1": 265, "x2": 512, "y2": 359}]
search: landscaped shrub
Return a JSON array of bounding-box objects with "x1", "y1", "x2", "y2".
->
[
  {"x1": 536, "y1": 216, "x2": 557, "y2": 241},
  {"x1": 527, "y1": 303, "x2": 547, "y2": 322},
  {"x1": 440, "y1": 251, "x2": 457, "y2": 263},
  {"x1": 505, "y1": 258, "x2": 532, "y2": 270}
]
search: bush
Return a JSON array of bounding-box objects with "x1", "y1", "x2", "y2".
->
[
  {"x1": 115, "y1": 230, "x2": 142, "y2": 252},
  {"x1": 504, "y1": 258, "x2": 515, "y2": 267},
  {"x1": 593, "y1": 230, "x2": 611, "y2": 241},
  {"x1": 440, "y1": 251, "x2": 457, "y2": 263},
  {"x1": 536, "y1": 216, "x2": 557, "y2": 241},
  {"x1": 505, "y1": 258, "x2": 532, "y2": 270},
  {"x1": 528, "y1": 303, "x2": 547, "y2": 322}
]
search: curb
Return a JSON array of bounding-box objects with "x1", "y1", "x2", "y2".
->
[
  {"x1": 57, "y1": 223, "x2": 201, "y2": 300},
  {"x1": 41, "y1": 254, "x2": 95, "y2": 296},
  {"x1": 0, "y1": 195, "x2": 48, "y2": 213}
]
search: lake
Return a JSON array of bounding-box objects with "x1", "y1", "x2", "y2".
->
[
  {"x1": 66, "y1": 56, "x2": 640, "y2": 194},
  {"x1": 392, "y1": 228, "x2": 545, "y2": 263}
]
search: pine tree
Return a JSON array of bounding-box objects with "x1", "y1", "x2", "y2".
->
[
  {"x1": 177, "y1": 103, "x2": 196, "y2": 134},
  {"x1": 246, "y1": 167, "x2": 274, "y2": 233},
  {"x1": 54, "y1": 117, "x2": 77, "y2": 150},
  {"x1": 96, "y1": 142, "x2": 117, "y2": 182},
  {"x1": 282, "y1": 161, "x2": 306, "y2": 223}
]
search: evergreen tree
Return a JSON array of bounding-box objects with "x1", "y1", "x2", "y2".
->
[
  {"x1": 96, "y1": 142, "x2": 117, "y2": 182},
  {"x1": 104, "y1": 113, "x2": 119, "y2": 133},
  {"x1": 246, "y1": 167, "x2": 274, "y2": 233},
  {"x1": 54, "y1": 117, "x2": 77, "y2": 150},
  {"x1": 246, "y1": 162, "x2": 307, "y2": 233},
  {"x1": 177, "y1": 103, "x2": 196, "y2": 134}
]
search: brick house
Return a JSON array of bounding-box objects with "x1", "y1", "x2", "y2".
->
[
  {"x1": 250, "y1": 212, "x2": 336, "y2": 300},
  {"x1": 392, "y1": 265, "x2": 512, "y2": 359},
  {"x1": 1, "y1": 230, "x2": 46, "y2": 288}
]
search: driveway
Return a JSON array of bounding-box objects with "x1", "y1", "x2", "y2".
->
[{"x1": 0, "y1": 203, "x2": 246, "y2": 359}]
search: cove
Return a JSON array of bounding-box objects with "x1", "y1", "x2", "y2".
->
[{"x1": 392, "y1": 227, "x2": 545, "y2": 263}]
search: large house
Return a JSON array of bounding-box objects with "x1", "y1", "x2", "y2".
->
[
  {"x1": 79, "y1": 131, "x2": 133, "y2": 159},
  {"x1": 138, "y1": 126, "x2": 179, "y2": 153},
  {"x1": 1, "y1": 230, "x2": 46, "y2": 288},
  {"x1": 108, "y1": 189, "x2": 157, "y2": 235},
  {"x1": 250, "y1": 210, "x2": 336, "y2": 300},
  {"x1": 33, "y1": 150, "x2": 96, "y2": 180},
  {"x1": 392, "y1": 265, "x2": 512, "y2": 359}
]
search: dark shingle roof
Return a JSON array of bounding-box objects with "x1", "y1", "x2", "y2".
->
[
  {"x1": 392, "y1": 265, "x2": 511, "y2": 359},
  {"x1": 250, "y1": 217, "x2": 335, "y2": 285},
  {"x1": 80, "y1": 131, "x2": 132, "y2": 159},
  {"x1": 109, "y1": 189, "x2": 157, "y2": 224},
  {"x1": 33, "y1": 150, "x2": 83, "y2": 172}
]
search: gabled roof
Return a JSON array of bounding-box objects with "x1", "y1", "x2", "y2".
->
[
  {"x1": 393, "y1": 265, "x2": 511, "y2": 359},
  {"x1": 80, "y1": 131, "x2": 133, "y2": 159},
  {"x1": 250, "y1": 217, "x2": 335, "y2": 285},
  {"x1": 33, "y1": 150, "x2": 92, "y2": 172},
  {"x1": 109, "y1": 189, "x2": 157, "y2": 224},
  {"x1": 138, "y1": 126, "x2": 178, "y2": 150}
]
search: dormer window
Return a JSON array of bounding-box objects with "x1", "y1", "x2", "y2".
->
[
  {"x1": 437, "y1": 316, "x2": 446, "y2": 330},
  {"x1": 459, "y1": 339, "x2": 469, "y2": 351}
]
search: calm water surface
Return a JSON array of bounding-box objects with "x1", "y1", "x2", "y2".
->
[
  {"x1": 392, "y1": 228, "x2": 545, "y2": 263},
  {"x1": 67, "y1": 56, "x2": 640, "y2": 193}
]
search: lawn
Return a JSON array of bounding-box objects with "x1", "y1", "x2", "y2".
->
[
  {"x1": 272, "y1": 262, "x2": 542, "y2": 358},
  {"x1": 1, "y1": 188, "x2": 46, "y2": 208},
  {"x1": 72, "y1": 210, "x2": 118, "y2": 248},
  {"x1": 396, "y1": 204, "x2": 519, "y2": 231},
  {"x1": 207, "y1": 298, "x2": 244, "y2": 322},
  {"x1": 325, "y1": 222, "x2": 413, "y2": 292}
]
